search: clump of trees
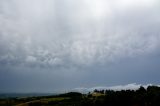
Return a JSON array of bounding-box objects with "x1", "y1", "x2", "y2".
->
[{"x1": 90, "y1": 85, "x2": 160, "y2": 106}]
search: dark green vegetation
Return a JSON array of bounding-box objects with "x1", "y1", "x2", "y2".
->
[{"x1": 0, "y1": 86, "x2": 160, "y2": 106}]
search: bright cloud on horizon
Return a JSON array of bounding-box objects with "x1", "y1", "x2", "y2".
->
[{"x1": 73, "y1": 83, "x2": 157, "y2": 93}]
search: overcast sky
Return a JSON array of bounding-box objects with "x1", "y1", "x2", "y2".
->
[{"x1": 0, "y1": 0, "x2": 160, "y2": 93}]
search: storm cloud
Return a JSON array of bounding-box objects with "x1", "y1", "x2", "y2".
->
[{"x1": 0, "y1": 0, "x2": 160, "y2": 93}]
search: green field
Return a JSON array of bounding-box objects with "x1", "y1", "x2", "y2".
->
[{"x1": 15, "y1": 97, "x2": 70, "y2": 106}]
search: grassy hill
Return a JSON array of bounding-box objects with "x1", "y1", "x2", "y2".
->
[{"x1": 0, "y1": 86, "x2": 160, "y2": 106}]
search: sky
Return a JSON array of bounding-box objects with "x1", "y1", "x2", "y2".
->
[{"x1": 0, "y1": 0, "x2": 160, "y2": 93}]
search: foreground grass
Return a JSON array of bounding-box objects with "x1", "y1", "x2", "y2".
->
[{"x1": 16, "y1": 97, "x2": 70, "y2": 106}]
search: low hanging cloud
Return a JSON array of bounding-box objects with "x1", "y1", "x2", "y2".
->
[
  {"x1": 0, "y1": 0, "x2": 160, "y2": 67},
  {"x1": 73, "y1": 83, "x2": 160, "y2": 93}
]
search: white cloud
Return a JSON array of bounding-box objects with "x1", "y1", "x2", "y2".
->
[
  {"x1": 0, "y1": 0, "x2": 160, "y2": 67},
  {"x1": 26, "y1": 56, "x2": 36, "y2": 63},
  {"x1": 73, "y1": 83, "x2": 157, "y2": 93}
]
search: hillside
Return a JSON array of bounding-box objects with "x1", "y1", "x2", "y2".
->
[{"x1": 0, "y1": 86, "x2": 160, "y2": 106}]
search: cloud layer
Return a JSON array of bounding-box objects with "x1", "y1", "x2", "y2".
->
[
  {"x1": 0, "y1": 0, "x2": 160, "y2": 67},
  {"x1": 0, "y1": 0, "x2": 160, "y2": 92}
]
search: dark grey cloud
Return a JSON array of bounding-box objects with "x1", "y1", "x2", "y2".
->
[{"x1": 0, "y1": 0, "x2": 160, "y2": 93}]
